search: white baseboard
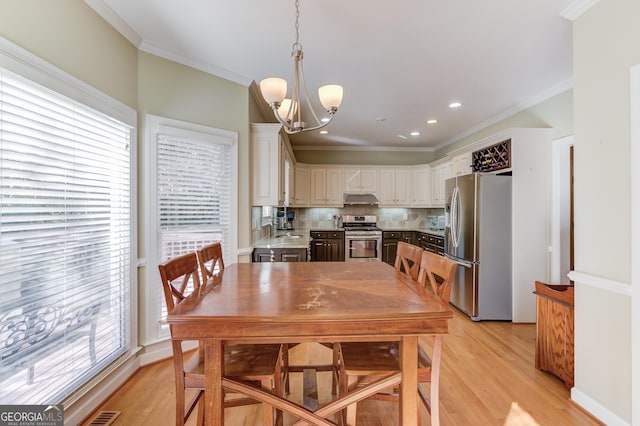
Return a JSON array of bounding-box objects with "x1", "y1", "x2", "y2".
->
[
  {"x1": 63, "y1": 352, "x2": 141, "y2": 425},
  {"x1": 138, "y1": 338, "x2": 198, "y2": 366},
  {"x1": 571, "y1": 387, "x2": 629, "y2": 426}
]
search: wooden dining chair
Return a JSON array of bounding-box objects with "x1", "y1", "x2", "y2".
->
[
  {"x1": 159, "y1": 251, "x2": 283, "y2": 426},
  {"x1": 196, "y1": 241, "x2": 225, "y2": 284},
  {"x1": 338, "y1": 250, "x2": 457, "y2": 425},
  {"x1": 394, "y1": 241, "x2": 423, "y2": 280}
]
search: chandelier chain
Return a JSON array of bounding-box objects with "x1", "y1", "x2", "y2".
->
[{"x1": 294, "y1": 0, "x2": 301, "y2": 50}]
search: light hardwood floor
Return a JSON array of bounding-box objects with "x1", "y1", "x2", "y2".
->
[{"x1": 82, "y1": 308, "x2": 602, "y2": 425}]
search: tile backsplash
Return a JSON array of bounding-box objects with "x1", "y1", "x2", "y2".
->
[{"x1": 252, "y1": 206, "x2": 445, "y2": 241}]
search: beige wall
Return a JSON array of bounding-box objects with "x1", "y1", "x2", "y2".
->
[
  {"x1": 293, "y1": 149, "x2": 435, "y2": 165},
  {"x1": 2, "y1": 1, "x2": 634, "y2": 422},
  {"x1": 572, "y1": 1, "x2": 637, "y2": 422},
  {"x1": 136, "y1": 52, "x2": 252, "y2": 343},
  {"x1": 0, "y1": 0, "x2": 138, "y2": 109}
]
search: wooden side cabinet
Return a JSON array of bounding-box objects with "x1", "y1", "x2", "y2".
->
[{"x1": 534, "y1": 281, "x2": 574, "y2": 388}]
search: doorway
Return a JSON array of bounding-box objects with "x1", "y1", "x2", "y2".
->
[{"x1": 550, "y1": 135, "x2": 574, "y2": 284}]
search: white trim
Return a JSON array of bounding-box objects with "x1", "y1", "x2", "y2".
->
[
  {"x1": 0, "y1": 35, "x2": 138, "y2": 410},
  {"x1": 63, "y1": 350, "x2": 141, "y2": 426},
  {"x1": 292, "y1": 144, "x2": 435, "y2": 152},
  {"x1": 138, "y1": 339, "x2": 198, "y2": 367},
  {"x1": 84, "y1": 0, "x2": 142, "y2": 47},
  {"x1": 143, "y1": 114, "x2": 239, "y2": 345},
  {"x1": 140, "y1": 40, "x2": 252, "y2": 87},
  {"x1": 434, "y1": 79, "x2": 573, "y2": 151},
  {"x1": 630, "y1": 64, "x2": 640, "y2": 426},
  {"x1": 237, "y1": 246, "x2": 255, "y2": 257},
  {"x1": 568, "y1": 271, "x2": 632, "y2": 296},
  {"x1": 571, "y1": 387, "x2": 629, "y2": 426},
  {"x1": 0, "y1": 36, "x2": 135, "y2": 126},
  {"x1": 550, "y1": 135, "x2": 574, "y2": 284},
  {"x1": 560, "y1": 0, "x2": 601, "y2": 21}
]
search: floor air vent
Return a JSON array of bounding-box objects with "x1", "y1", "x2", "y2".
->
[{"x1": 86, "y1": 411, "x2": 121, "y2": 426}]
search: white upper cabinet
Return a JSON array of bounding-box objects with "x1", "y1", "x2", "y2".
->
[
  {"x1": 251, "y1": 123, "x2": 293, "y2": 206},
  {"x1": 431, "y1": 161, "x2": 451, "y2": 206},
  {"x1": 309, "y1": 167, "x2": 344, "y2": 206},
  {"x1": 451, "y1": 152, "x2": 473, "y2": 176},
  {"x1": 379, "y1": 168, "x2": 412, "y2": 206},
  {"x1": 344, "y1": 167, "x2": 378, "y2": 193},
  {"x1": 292, "y1": 165, "x2": 309, "y2": 207},
  {"x1": 411, "y1": 165, "x2": 431, "y2": 207}
]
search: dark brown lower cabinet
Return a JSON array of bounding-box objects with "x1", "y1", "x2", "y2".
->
[
  {"x1": 534, "y1": 281, "x2": 574, "y2": 388},
  {"x1": 310, "y1": 231, "x2": 344, "y2": 261},
  {"x1": 253, "y1": 247, "x2": 308, "y2": 262}
]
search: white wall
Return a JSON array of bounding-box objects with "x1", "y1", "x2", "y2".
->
[{"x1": 570, "y1": 1, "x2": 638, "y2": 424}]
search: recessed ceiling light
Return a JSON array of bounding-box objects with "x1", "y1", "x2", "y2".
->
[
  {"x1": 449, "y1": 102, "x2": 463, "y2": 109},
  {"x1": 321, "y1": 117, "x2": 330, "y2": 123},
  {"x1": 426, "y1": 119, "x2": 438, "y2": 125},
  {"x1": 397, "y1": 134, "x2": 407, "y2": 139},
  {"x1": 319, "y1": 130, "x2": 328, "y2": 134},
  {"x1": 410, "y1": 131, "x2": 420, "y2": 136}
]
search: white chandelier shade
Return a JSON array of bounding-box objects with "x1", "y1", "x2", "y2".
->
[{"x1": 259, "y1": 0, "x2": 343, "y2": 134}]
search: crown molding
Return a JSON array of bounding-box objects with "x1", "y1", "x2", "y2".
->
[
  {"x1": 434, "y1": 78, "x2": 573, "y2": 152},
  {"x1": 292, "y1": 145, "x2": 434, "y2": 152},
  {"x1": 84, "y1": 0, "x2": 142, "y2": 47},
  {"x1": 139, "y1": 40, "x2": 252, "y2": 86},
  {"x1": 249, "y1": 81, "x2": 277, "y2": 123},
  {"x1": 560, "y1": 0, "x2": 600, "y2": 21}
]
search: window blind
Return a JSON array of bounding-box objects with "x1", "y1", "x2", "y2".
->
[
  {"x1": 156, "y1": 132, "x2": 232, "y2": 320},
  {"x1": 0, "y1": 69, "x2": 132, "y2": 404}
]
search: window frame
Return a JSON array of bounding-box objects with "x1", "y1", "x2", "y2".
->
[
  {"x1": 143, "y1": 114, "x2": 238, "y2": 345},
  {"x1": 0, "y1": 36, "x2": 137, "y2": 406}
]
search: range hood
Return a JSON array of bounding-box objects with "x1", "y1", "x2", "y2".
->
[{"x1": 343, "y1": 192, "x2": 379, "y2": 206}]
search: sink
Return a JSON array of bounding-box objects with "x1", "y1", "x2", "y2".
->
[{"x1": 276, "y1": 234, "x2": 303, "y2": 239}]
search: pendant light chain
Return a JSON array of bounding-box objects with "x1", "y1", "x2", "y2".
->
[
  {"x1": 294, "y1": 0, "x2": 301, "y2": 50},
  {"x1": 259, "y1": 0, "x2": 343, "y2": 134}
]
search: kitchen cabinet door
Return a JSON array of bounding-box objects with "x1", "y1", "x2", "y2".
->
[
  {"x1": 411, "y1": 166, "x2": 431, "y2": 207},
  {"x1": 293, "y1": 166, "x2": 309, "y2": 206},
  {"x1": 310, "y1": 168, "x2": 343, "y2": 206},
  {"x1": 379, "y1": 169, "x2": 412, "y2": 206},
  {"x1": 251, "y1": 123, "x2": 293, "y2": 206},
  {"x1": 344, "y1": 167, "x2": 378, "y2": 193}
]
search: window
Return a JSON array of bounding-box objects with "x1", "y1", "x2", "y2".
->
[
  {"x1": 0, "y1": 67, "x2": 133, "y2": 404},
  {"x1": 144, "y1": 115, "x2": 237, "y2": 341}
]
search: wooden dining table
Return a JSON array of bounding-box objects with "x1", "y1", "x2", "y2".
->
[{"x1": 166, "y1": 261, "x2": 453, "y2": 425}]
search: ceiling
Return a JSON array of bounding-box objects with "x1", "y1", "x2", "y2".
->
[{"x1": 88, "y1": 0, "x2": 575, "y2": 151}]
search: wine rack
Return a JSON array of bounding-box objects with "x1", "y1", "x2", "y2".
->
[{"x1": 472, "y1": 139, "x2": 511, "y2": 172}]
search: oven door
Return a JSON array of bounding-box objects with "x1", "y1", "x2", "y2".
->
[{"x1": 345, "y1": 235, "x2": 382, "y2": 262}]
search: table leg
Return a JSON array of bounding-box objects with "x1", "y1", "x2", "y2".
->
[
  {"x1": 399, "y1": 336, "x2": 418, "y2": 425},
  {"x1": 205, "y1": 339, "x2": 224, "y2": 425}
]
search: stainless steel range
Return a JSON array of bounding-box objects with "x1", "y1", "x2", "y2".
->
[{"x1": 342, "y1": 215, "x2": 382, "y2": 262}]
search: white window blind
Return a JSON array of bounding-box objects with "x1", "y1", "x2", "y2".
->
[
  {"x1": 0, "y1": 68, "x2": 132, "y2": 404},
  {"x1": 156, "y1": 130, "x2": 232, "y2": 321}
]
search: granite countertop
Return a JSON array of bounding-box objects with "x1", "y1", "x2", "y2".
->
[
  {"x1": 253, "y1": 231, "x2": 311, "y2": 249},
  {"x1": 253, "y1": 227, "x2": 445, "y2": 249},
  {"x1": 416, "y1": 228, "x2": 446, "y2": 237}
]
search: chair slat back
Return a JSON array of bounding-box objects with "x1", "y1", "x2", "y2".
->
[
  {"x1": 197, "y1": 242, "x2": 225, "y2": 285},
  {"x1": 394, "y1": 241, "x2": 423, "y2": 280},
  {"x1": 416, "y1": 250, "x2": 457, "y2": 303},
  {"x1": 158, "y1": 252, "x2": 202, "y2": 312}
]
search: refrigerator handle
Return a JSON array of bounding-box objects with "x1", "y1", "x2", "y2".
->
[
  {"x1": 444, "y1": 253, "x2": 473, "y2": 268},
  {"x1": 451, "y1": 186, "x2": 460, "y2": 248}
]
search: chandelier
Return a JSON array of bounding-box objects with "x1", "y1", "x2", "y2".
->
[{"x1": 260, "y1": 0, "x2": 343, "y2": 134}]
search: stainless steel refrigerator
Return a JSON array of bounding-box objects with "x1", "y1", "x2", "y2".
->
[{"x1": 444, "y1": 173, "x2": 512, "y2": 321}]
